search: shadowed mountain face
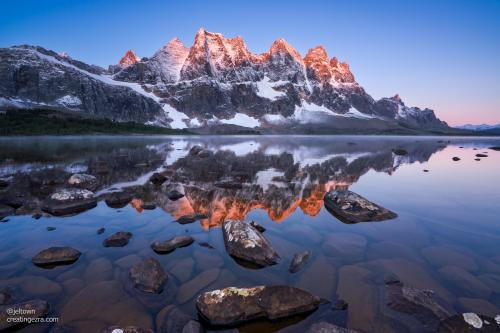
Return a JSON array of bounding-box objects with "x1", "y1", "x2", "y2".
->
[{"x1": 0, "y1": 136, "x2": 448, "y2": 222}]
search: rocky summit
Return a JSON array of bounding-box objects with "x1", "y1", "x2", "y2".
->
[{"x1": 0, "y1": 29, "x2": 449, "y2": 133}]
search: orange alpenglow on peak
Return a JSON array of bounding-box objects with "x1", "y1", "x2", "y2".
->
[{"x1": 119, "y1": 49, "x2": 140, "y2": 67}]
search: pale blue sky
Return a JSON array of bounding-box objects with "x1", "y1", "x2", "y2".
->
[{"x1": 1, "y1": 0, "x2": 499, "y2": 125}]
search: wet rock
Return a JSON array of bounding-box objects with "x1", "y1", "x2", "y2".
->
[
  {"x1": 32, "y1": 246, "x2": 81, "y2": 266},
  {"x1": 189, "y1": 145, "x2": 204, "y2": 156},
  {"x1": 32, "y1": 212, "x2": 43, "y2": 219},
  {"x1": 175, "y1": 214, "x2": 207, "y2": 225},
  {"x1": 393, "y1": 149, "x2": 408, "y2": 156},
  {"x1": 167, "y1": 190, "x2": 184, "y2": 201},
  {"x1": 386, "y1": 280, "x2": 451, "y2": 330},
  {"x1": 177, "y1": 268, "x2": 220, "y2": 303},
  {"x1": 452, "y1": 157, "x2": 461, "y2": 161},
  {"x1": 289, "y1": 251, "x2": 311, "y2": 273},
  {"x1": 198, "y1": 242, "x2": 214, "y2": 249},
  {"x1": 476, "y1": 154, "x2": 488, "y2": 158},
  {"x1": 222, "y1": 220, "x2": 279, "y2": 267},
  {"x1": 156, "y1": 305, "x2": 203, "y2": 333},
  {"x1": 140, "y1": 202, "x2": 156, "y2": 210},
  {"x1": 46, "y1": 226, "x2": 56, "y2": 231},
  {"x1": 333, "y1": 299, "x2": 349, "y2": 310},
  {"x1": 104, "y1": 191, "x2": 133, "y2": 208},
  {"x1": 67, "y1": 173, "x2": 98, "y2": 190},
  {"x1": 249, "y1": 220, "x2": 266, "y2": 233},
  {"x1": 305, "y1": 322, "x2": 360, "y2": 333},
  {"x1": 438, "y1": 313, "x2": 500, "y2": 332},
  {"x1": 149, "y1": 172, "x2": 167, "y2": 185},
  {"x1": 129, "y1": 258, "x2": 167, "y2": 293},
  {"x1": 0, "y1": 299, "x2": 50, "y2": 330},
  {"x1": 0, "y1": 203, "x2": 14, "y2": 218},
  {"x1": 324, "y1": 190, "x2": 397, "y2": 223},
  {"x1": 151, "y1": 235, "x2": 194, "y2": 254},
  {"x1": 42, "y1": 188, "x2": 97, "y2": 216},
  {"x1": 103, "y1": 231, "x2": 133, "y2": 247},
  {"x1": 196, "y1": 285, "x2": 322, "y2": 326},
  {"x1": 98, "y1": 326, "x2": 153, "y2": 333},
  {"x1": 97, "y1": 227, "x2": 105, "y2": 234}
]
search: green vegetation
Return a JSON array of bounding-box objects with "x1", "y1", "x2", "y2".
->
[{"x1": 0, "y1": 109, "x2": 193, "y2": 135}]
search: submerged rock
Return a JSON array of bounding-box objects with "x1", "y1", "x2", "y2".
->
[
  {"x1": 222, "y1": 220, "x2": 279, "y2": 267},
  {"x1": 98, "y1": 326, "x2": 153, "y2": 333},
  {"x1": 452, "y1": 157, "x2": 461, "y2": 161},
  {"x1": 289, "y1": 251, "x2": 311, "y2": 273},
  {"x1": 32, "y1": 246, "x2": 81, "y2": 266},
  {"x1": 97, "y1": 227, "x2": 105, "y2": 234},
  {"x1": 386, "y1": 280, "x2": 451, "y2": 330},
  {"x1": 103, "y1": 231, "x2": 133, "y2": 247},
  {"x1": 0, "y1": 299, "x2": 50, "y2": 330},
  {"x1": 67, "y1": 173, "x2": 98, "y2": 190},
  {"x1": 149, "y1": 172, "x2": 167, "y2": 185},
  {"x1": 156, "y1": 305, "x2": 203, "y2": 333},
  {"x1": 129, "y1": 258, "x2": 167, "y2": 294},
  {"x1": 438, "y1": 313, "x2": 500, "y2": 332},
  {"x1": 167, "y1": 190, "x2": 184, "y2": 201},
  {"x1": 324, "y1": 190, "x2": 397, "y2": 223},
  {"x1": 305, "y1": 322, "x2": 360, "y2": 333},
  {"x1": 104, "y1": 191, "x2": 133, "y2": 208},
  {"x1": 196, "y1": 285, "x2": 321, "y2": 326},
  {"x1": 151, "y1": 236, "x2": 194, "y2": 254},
  {"x1": 42, "y1": 188, "x2": 97, "y2": 216}
]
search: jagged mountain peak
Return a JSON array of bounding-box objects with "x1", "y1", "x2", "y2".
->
[
  {"x1": 119, "y1": 50, "x2": 140, "y2": 68},
  {"x1": 268, "y1": 38, "x2": 303, "y2": 63}
]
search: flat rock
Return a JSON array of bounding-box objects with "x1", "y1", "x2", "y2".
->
[
  {"x1": 289, "y1": 251, "x2": 311, "y2": 273},
  {"x1": 324, "y1": 190, "x2": 397, "y2": 223},
  {"x1": 42, "y1": 188, "x2": 97, "y2": 216},
  {"x1": 177, "y1": 268, "x2": 220, "y2": 303},
  {"x1": 0, "y1": 203, "x2": 14, "y2": 218},
  {"x1": 32, "y1": 246, "x2": 81, "y2": 266},
  {"x1": 196, "y1": 285, "x2": 322, "y2": 326},
  {"x1": 305, "y1": 322, "x2": 361, "y2": 333},
  {"x1": 105, "y1": 191, "x2": 133, "y2": 208},
  {"x1": 103, "y1": 231, "x2": 133, "y2": 247},
  {"x1": 156, "y1": 305, "x2": 203, "y2": 333},
  {"x1": 0, "y1": 299, "x2": 50, "y2": 330},
  {"x1": 151, "y1": 236, "x2": 194, "y2": 254},
  {"x1": 68, "y1": 173, "x2": 98, "y2": 190},
  {"x1": 129, "y1": 258, "x2": 167, "y2": 293},
  {"x1": 222, "y1": 220, "x2": 279, "y2": 267},
  {"x1": 167, "y1": 190, "x2": 184, "y2": 201},
  {"x1": 386, "y1": 280, "x2": 451, "y2": 330}
]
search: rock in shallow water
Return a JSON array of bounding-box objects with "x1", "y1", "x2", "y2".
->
[
  {"x1": 129, "y1": 258, "x2": 167, "y2": 293},
  {"x1": 104, "y1": 191, "x2": 133, "y2": 208},
  {"x1": 151, "y1": 235, "x2": 194, "y2": 254},
  {"x1": 289, "y1": 251, "x2": 311, "y2": 273},
  {"x1": 67, "y1": 173, "x2": 97, "y2": 190},
  {"x1": 0, "y1": 299, "x2": 50, "y2": 330},
  {"x1": 222, "y1": 220, "x2": 279, "y2": 267},
  {"x1": 42, "y1": 188, "x2": 97, "y2": 216},
  {"x1": 196, "y1": 285, "x2": 322, "y2": 326},
  {"x1": 438, "y1": 313, "x2": 500, "y2": 332},
  {"x1": 156, "y1": 305, "x2": 203, "y2": 333},
  {"x1": 103, "y1": 231, "x2": 133, "y2": 247},
  {"x1": 32, "y1": 246, "x2": 81, "y2": 266},
  {"x1": 324, "y1": 190, "x2": 397, "y2": 223}
]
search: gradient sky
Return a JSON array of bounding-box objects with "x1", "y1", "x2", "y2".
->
[{"x1": 1, "y1": 0, "x2": 499, "y2": 125}]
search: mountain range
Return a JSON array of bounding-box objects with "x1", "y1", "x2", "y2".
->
[{"x1": 0, "y1": 28, "x2": 452, "y2": 133}]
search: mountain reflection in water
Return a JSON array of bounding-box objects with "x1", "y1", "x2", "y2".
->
[{"x1": 1, "y1": 135, "x2": 500, "y2": 333}]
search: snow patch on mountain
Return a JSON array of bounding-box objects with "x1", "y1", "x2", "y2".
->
[
  {"x1": 56, "y1": 95, "x2": 82, "y2": 107},
  {"x1": 163, "y1": 104, "x2": 189, "y2": 129},
  {"x1": 255, "y1": 76, "x2": 287, "y2": 100},
  {"x1": 218, "y1": 113, "x2": 261, "y2": 128},
  {"x1": 343, "y1": 107, "x2": 377, "y2": 119}
]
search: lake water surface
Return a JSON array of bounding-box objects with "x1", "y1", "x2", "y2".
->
[{"x1": 1, "y1": 135, "x2": 500, "y2": 333}]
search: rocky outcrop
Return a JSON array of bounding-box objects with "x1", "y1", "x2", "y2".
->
[
  {"x1": 222, "y1": 220, "x2": 279, "y2": 267},
  {"x1": 324, "y1": 190, "x2": 397, "y2": 223},
  {"x1": 196, "y1": 285, "x2": 322, "y2": 326}
]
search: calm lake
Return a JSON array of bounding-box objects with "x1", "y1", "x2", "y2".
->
[{"x1": 1, "y1": 135, "x2": 500, "y2": 333}]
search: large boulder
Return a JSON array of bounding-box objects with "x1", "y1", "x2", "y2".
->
[
  {"x1": 222, "y1": 220, "x2": 279, "y2": 267},
  {"x1": 0, "y1": 299, "x2": 50, "y2": 330},
  {"x1": 129, "y1": 258, "x2": 167, "y2": 293},
  {"x1": 151, "y1": 236, "x2": 194, "y2": 254},
  {"x1": 324, "y1": 190, "x2": 397, "y2": 223},
  {"x1": 32, "y1": 246, "x2": 81, "y2": 267},
  {"x1": 196, "y1": 285, "x2": 322, "y2": 326},
  {"x1": 42, "y1": 188, "x2": 97, "y2": 216}
]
